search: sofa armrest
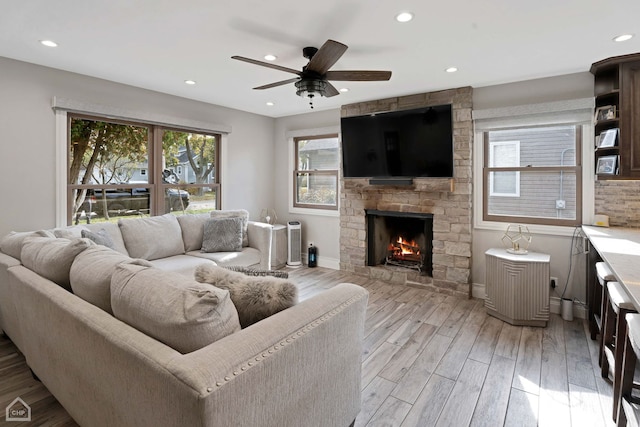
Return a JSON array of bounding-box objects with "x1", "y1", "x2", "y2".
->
[
  {"x1": 247, "y1": 221, "x2": 272, "y2": 270},
  {"x1": 167, "y1": 283, "x2": 369, "y2": 427},
  {"x1": 0, "y1": 252, "x2": 21, "y2": 338}
]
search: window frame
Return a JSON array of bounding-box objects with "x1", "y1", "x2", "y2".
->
[
  {"x1": 293, "y1": 133, "x2": 339, "y2": 211},
  {"x1": 482, "y1": 124, "x2": 583, "y2": 227},
  {"x1": 66, "y1": 113, "x2": 221, "y2": 225},
  {"x1": 488, "y1": 140, "x2": 521, "y2": 197}
]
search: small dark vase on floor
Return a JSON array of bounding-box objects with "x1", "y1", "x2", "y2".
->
[{"x1": 308, "y1": 244, "x2": 317, "y2": 268}]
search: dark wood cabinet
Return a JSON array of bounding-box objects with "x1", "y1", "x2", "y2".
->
[{"x1": 591, "y1": 53, "x2": 640, "y2": 179}]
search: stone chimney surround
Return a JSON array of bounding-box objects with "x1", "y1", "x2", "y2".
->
[{"x1": 339, "y1": 87, "x2": 473, "y2": 298}]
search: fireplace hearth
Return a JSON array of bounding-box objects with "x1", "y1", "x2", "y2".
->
[{"x1": 366, "y1": 210, "x2": 434, "y2": 276}]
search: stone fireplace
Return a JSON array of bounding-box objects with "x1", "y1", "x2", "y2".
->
[
  {"x1": 366, "y1": 210, "x2": 433, "y2": 276},
  {"x1": 339, "y1": 87, "x2": 473, "y2": 298}
]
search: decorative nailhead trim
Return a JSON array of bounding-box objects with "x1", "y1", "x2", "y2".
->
[{"x1": 209, "y1": 291, "x2": 367, "y2": 390}]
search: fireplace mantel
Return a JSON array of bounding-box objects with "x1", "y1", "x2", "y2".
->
[{"x1": 344, "y1": 178, "x2": 455, "y2": 193}]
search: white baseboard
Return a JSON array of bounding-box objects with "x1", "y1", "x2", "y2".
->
[
  {"x1": 471, "y1": 283, "x2": 587, "y2": 320},
  {"x1": 302, "y1": 255, "x2": 340, "y2": 270}
]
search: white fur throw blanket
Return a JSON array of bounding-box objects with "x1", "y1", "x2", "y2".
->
[{"x1": 195, "y1": 264, "x2": 298, "y2": 328}]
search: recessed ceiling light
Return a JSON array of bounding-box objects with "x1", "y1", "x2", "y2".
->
[
  {"x1": 264, "y1": 54, "x2": 277, "y2": 61},
  {"x1": 266, "y1": 102, "x2": 275, "y2": 106},
  {"x1": 395, "y1": 12, "x2": 414, "y2": 23},
  {"x1": 40, "y1": 40, "x2": 58, "y2": 47},
  {"x1": 445, "y1": 67, "x2": 458, "y2": 73},
  {"x1": 339, "y1": 88, "x2": 349, "y2": 92},
  {"x1": 613, "y1": 34, "x2": 634, "y2": 42},
  {"x1": 184, "y1": 80, "x2": 196, "y2": 85}
]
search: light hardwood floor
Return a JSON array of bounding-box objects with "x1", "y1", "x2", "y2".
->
[{"x1": 0, "y1": 267, "x2": 617, "y2": 426}]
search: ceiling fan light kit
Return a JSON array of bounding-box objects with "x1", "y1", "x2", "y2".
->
[
  {"x1": 295, "y1": 79, "x2": 327, "y2": 108},
  {"x1": 232, "y1": 39, "x2": 392, "y2": 109}
]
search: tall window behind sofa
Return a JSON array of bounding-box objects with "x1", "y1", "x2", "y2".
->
[{"x1": 67, "y1": 114, "x2": 220, "y2": 225}]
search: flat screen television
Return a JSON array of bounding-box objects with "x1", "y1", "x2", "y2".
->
[{"x1": 340, "y1": 104, "x2": 453, "y2": 179}]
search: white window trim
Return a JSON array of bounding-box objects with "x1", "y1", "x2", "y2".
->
[
  {"x1": 287, "y1": 126, "x2": 340, "y2": 217},
  {"x1": 473, "y1": 97, "x2": 595, "y2": 237},
  {"x1": 488, "y1": 140, "x2": 521, "y2": 197}
]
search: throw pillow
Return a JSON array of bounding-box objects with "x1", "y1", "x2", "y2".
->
[
  {"x1": 21, "y1": 237, "x2": 93, "y2": 291},
  {"x1": 224, "y1": 266, "x2": 289, "y2": 279},
  {"x1": 70, "y1": 245, "x2": 149, "y2": 313},
  {"x1": 210, "y1": 209, "x2": 249, "y2": 247},
  {"x1": 201, "y1": 217, "x2": 243, "y2": 253},
  {"x1": 81, "y1": 228, "x2": 115, "y2": 249},
  {"x1": 111, "y1": 261, "x2": 240, "y2": 354},
  {"x1": 118, "y1": 214, "x2": 185, "y2": 260},
  {"x1": 194, "y1": 264, "x2": 298, "y2": 328}
]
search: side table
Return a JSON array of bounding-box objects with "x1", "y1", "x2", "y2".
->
[{"x1": 485, "y1": 248, "x2": 550, "y2": 327}]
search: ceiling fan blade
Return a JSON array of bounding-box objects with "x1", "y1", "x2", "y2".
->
[
  {"x1": 323, "y1": 82, "x2": 340, "y2": 97},
  {"x1": 306, "y1": 40, "x2": 348, "y2": 74},
  {"x1": 253, "y1": 78, "x2": 300, "y2": 90},
  {"x1": 231, "y1": 56, "x2": 301, "y2": 75},
  {"x1": 325, "y1": 70, "x2": 392, "y2": 81}
]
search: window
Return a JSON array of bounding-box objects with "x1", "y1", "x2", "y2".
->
[
  {"x1": 483, "y1": 125, "x2": 582, "y2": 226},
  {"x1": 489, "y1": 141, "x2": 520, "y2": 197},
  {"x1": 293, "y1": 134, "x2": 339, "y2": 210},
  {"x1": 67, "y1": 114, "x2": 220, "y2": 224}
]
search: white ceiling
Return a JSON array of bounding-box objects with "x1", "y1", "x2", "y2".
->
[{"x1": 1, "y1": 0, "x2": 639, "y2": 118}]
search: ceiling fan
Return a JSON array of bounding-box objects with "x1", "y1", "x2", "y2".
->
[{"x1": 232, "y1": 39, "x2": 392, "y2": 108}]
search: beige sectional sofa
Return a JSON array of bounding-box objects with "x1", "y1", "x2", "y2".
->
[{"x1": 0, "y1": 212, "x2": 369, "y2": 427}]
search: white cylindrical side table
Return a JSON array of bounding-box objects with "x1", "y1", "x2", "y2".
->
[{"x1": 485, "y1": 248, "x2": 551, "y2": 327}]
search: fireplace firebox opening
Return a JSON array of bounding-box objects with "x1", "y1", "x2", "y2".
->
[{"x1": 366, "y1": 210, "x2": 434, "y2": 276}]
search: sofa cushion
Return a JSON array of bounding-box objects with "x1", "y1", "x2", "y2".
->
[
  {"x1": 70, "y1": 245, "x2": 147, "y2": 314},
  {"x1": 187, "y1": 247, "x2": 261, "y2": 268},
  {"x1": 148, "y1": 255, "x2": 217, "y2": 278},
  {"x1": 53, "y1": 225, "x2": 89, "y2": 239},
  {"x1": 202, "y1": 217, "x2": 243, "y2": 253},
  {"x1": 210, "y1": 209, "x2": 249, "y2": 247},
  {"x1": 21, "y1": 237, "x2": 93, "y2": 291},
  {"x1": 81, "y1": 228, "x2": 115, "y2": 249},
  {"x1": 176, "y1": 213, "x2": 211, "y2": 252},
  {"x1": 0, "y1": 230, "x2": 54, "y2": 260},
  {"x1": 118, "y1": 214, "x2": 184, "y2": 260},
  {"x1": 111, "y1": 261, "x2": 240, "y2": 353},
  {"x1": 194, "y1": 264, "x2": 298, "y2": 328}
]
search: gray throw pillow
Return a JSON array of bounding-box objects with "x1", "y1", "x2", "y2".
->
[
  {"x1": 210, "y1": 209, "x2": 249, "y2": 247},
  {"x1": 201, "y1": 217, "x2": 243, "y2": 253},
  {"x1": 81, "y1": 228, "x2": 115, "y2": 249},
  {"x1": 194, "y1": 263, "x2": 298, "y2": 328}
]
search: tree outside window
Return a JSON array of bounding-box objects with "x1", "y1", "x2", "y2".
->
[{"x1": 67, "y1": 115, "x2": 220, "y2": 225}]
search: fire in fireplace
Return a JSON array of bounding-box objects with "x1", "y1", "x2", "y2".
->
[
  {"x1": 366, "y1": 210, "x2": 433, "y2": 276},
  {"x1": 387, "y1": 236, "x2": 422, "y2": 270}
]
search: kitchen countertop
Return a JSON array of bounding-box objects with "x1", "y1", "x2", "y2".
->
[{"x1": 582, "y1": 225, "x2": 640, "y2": 309}]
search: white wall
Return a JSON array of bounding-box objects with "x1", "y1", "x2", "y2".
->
[
  {"x1": 273, "y1": 109, "x2": 341, "y2": 268},
  {"x1": 0, "y1": 57, "x2": 275, "y2": 237}
]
